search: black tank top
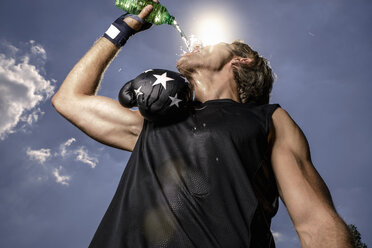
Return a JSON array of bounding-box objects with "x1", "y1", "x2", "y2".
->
[{"x1": 89, "y1": 99, "x2": 281, "y2": 248}]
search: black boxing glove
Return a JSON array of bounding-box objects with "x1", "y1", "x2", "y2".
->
[
  {"x1": 118, "y1": 80, "x2": 137, "y2": 108},
  {"x1": 103, "y1": 13, "x2": 152, "y2": 48},
  {"x1": 118, "y1": 69, "x2": 192, "y2": 123}
]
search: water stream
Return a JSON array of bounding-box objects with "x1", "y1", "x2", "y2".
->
[{"x1": 173, "y1": 20, "x2": 191, "y2": 52}]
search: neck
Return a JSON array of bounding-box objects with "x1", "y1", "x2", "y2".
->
[{"x1": 188, "y1": 63, "x2": 240, "y2": 103}]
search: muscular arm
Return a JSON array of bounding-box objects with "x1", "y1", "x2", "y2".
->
[
  {"x1": 270, "y1": 108, "x2": 353, "y2": 247},
  {"x1": 51, "y1": 5, "x2": 156, "y2": 152},
  {"x1": 52, "y1": 37, "x2": 143, "y2": 151}
]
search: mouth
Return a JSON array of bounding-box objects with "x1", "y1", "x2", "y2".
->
[
  {"x1": 191, "y1": 45, "x2": 202, "y2": 54},
  {"x1": 182, "y1": 47, "x2": 201, "y2": 57},
  {"x1": 188, "y1": 35, "x2": 204, "y2": 53}
]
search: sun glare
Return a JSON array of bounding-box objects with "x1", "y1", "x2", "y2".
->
[{"x1": 196, "y1": 16, "x2": 231, "y2": 46}]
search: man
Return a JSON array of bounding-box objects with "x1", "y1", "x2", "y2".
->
[{"x1": 52, "y1": 1, "x2": 353, "y2": 247}]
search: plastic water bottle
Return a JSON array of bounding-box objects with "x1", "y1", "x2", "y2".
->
[{"x1": 115, "y1": 0, "x2": 175, "y2": 25}]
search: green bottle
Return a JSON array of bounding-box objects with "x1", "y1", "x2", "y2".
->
[{"x1": 115, "y1": 0, "x2": 175, "y2": 25}]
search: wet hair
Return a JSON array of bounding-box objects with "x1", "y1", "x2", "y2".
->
[{"x1": 230, "y1": 41, "x2": 274, "y2": 105}]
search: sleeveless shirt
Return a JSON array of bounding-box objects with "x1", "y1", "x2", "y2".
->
[{"x1": 89, "y1": 99, "x2": 281, "y2": 248}]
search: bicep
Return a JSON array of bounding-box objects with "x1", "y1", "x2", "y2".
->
[
  {"x1": 53, "y1": 94, "x2": 144, "y2": 151},
  {"x1": 270, "y1": 108, "x2": 335, "y2": 228}
]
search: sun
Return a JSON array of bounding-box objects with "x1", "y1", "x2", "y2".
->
[{"x1": 194, "y1": 15, "x2": 233, "y2": 46}]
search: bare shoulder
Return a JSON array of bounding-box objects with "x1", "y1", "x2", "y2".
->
[
  {"x1": 269, "y1": 106, "x2": 311, "y2": 162},
  {"x1": 268, "y1": 107, "x2": 300, "y2": 145},
  {"x1": 272, "y1": 107, "x2": 297, "y2": 130}
]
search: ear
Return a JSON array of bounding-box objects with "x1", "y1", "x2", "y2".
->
[{"x1": 231, "y1": 57, "x2": 253, "y2": 66}]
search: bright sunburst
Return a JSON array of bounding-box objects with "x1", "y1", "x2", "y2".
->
[{"x1": 195, "y1": 15, "x2": 233, "y2": 46}]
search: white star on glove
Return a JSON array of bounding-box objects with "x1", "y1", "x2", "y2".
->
[
  {"x1": 134, "y1": 86, "x2": 143, "y2": 98},
  {"x1": 169, "y1": 93, "x2": 182, "y2": 108},
  {"x1": 152, "y1": 72, "x2": 174, "y2": 89}
]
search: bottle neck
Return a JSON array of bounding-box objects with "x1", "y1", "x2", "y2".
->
[{"x1": 167, "y1": 15, "x2": 175, "y2": 25}]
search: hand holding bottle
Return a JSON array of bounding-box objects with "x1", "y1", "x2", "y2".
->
[
  {"x1": 116, "y1": 0, "x2": 175, "y2": 25},
  {"x1": 123, "y1": 0, "x2": 159, "y2": 31},
  {"x1": 103, "y1": 0, "x2": 159, "y2": 48}
]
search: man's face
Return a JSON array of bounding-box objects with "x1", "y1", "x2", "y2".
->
[{"x1": 176, "y1": 42, "x2": 235, "y2": 76}]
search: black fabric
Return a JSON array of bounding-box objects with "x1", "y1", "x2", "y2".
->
[
  {"x1": 88, "y1": 99, "x2": 281, "y2": 248},
  {"x1": 103, "y1": 13, "x2": 152, "y2": 48}
]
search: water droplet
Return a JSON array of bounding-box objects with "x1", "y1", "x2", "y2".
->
[
  {"x1": 202, "y1": 123, "x2": 206, "y2": 127},
  {"x1": 216, "y1": 157, "x2": 219, "y2": 162}
]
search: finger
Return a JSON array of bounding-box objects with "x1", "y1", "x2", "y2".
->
[
  {"x1": 153, "y1": 0, "x2": 159, "y2": 3},
  {"x1": 124, "y1": 16, "x2": 142, "y2": 31},
  {"x1": 137, "y1": 5, "x2": 153, "y2": 20}
]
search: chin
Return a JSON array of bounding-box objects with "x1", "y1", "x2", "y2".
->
[
  {"x1": 177, "y1": 52, "x2": 203, "y2": 75},
  {"x1": 176, "y1": 56, "x2": 193, "y2": 76}
]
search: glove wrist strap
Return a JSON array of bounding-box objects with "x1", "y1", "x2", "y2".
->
[{"x1": 103, "y1": 15, "x2": 136, "y2": 48}]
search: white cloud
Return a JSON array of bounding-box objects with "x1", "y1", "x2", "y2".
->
[
  {"x1": 49, "y1": 138, "x2": 99, "y2": 168},
  {"x1": 74, "y1": 146, "x2": 98, "y2": 168},
  {"x1": 30, "y1": 44, "x2": 47, "y2": 60},
  {"x1": 26, "y1": 147, "x2": 51, "y2": 164},
  {"x1": 60, "y1": 138, "x2": 99, "y2": 168},
  {"x1": 0, "y1": 40, "x2": 55, "y2": 140},
  {"x1": 59, "y1": 137, "x2": 76, "y2": 157},
  {"x1": 20, "y1": 108, "x2": 45, "y2": 126},
  {"x1": 26, "y1": 138, "x2": 99, "y2": 186},
  {"x1": 53, "y1": 166, "x2": 71, "y2": 186}
]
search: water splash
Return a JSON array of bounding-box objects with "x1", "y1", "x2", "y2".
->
[
  {"x1": 188, "y1": 35, "x2": 204, "y2": 52},
  {"x1": 172, "y1": 20, "x2": 205, "y2": 55}
]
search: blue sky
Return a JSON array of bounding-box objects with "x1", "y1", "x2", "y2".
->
[{"x1": 0, "y1": 0, "x2": 371, "y2": 247}]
